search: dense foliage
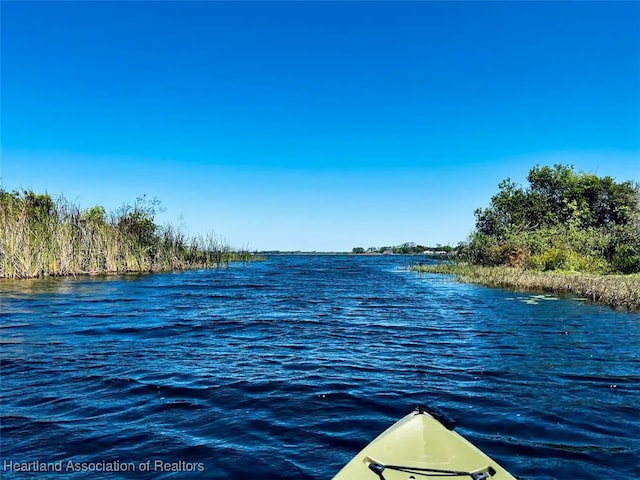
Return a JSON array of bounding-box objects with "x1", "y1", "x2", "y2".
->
[
  {"x1": 463, "y1": 165, "x2": 640, "y2": 273},
  {"x1": 0, "y1": 190, "x2": 253, "y2": 279}
]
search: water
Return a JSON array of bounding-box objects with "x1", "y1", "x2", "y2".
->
[{"x1": 1, "y1": 255, "x2": 639, "y2": 479}]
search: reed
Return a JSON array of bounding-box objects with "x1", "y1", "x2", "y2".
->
[
  {"x1": 0, "y1": 190, "x2": 258, "y2": 279},
  {"x1": 412, "y1": 263, "x2": 640, "y2": 311}
]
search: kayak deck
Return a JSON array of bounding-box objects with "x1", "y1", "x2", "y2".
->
[{"x1": 332, "y1": 406, "x2": 516, "y2": 479}]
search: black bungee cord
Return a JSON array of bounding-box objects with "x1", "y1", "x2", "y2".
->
[{"x1": 368, "y1": 462, "x2": 496, "y2": 480}]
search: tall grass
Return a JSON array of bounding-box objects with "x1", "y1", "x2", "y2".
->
[
  {"x1": 0, "y1": 190, "x2": 256, "y2": 279},
  {"x1": 412, "y1": 263, "x2": 640, "y2": 311}
]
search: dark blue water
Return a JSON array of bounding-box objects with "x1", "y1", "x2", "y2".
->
[{"x1": 1, "y1": 255, "x2": 639, "y2": 479}]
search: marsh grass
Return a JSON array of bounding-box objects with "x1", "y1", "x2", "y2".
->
[
  {"x1": 413, "y1": 263, "x2": 640, "y2": 310},
  {"x1": 0, "y1": 191, "x2": 257, "y2": 279}
]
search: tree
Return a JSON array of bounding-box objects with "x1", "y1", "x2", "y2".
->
[{"x1": 465, "y1": 165, "x2": 640, "y2": 273}]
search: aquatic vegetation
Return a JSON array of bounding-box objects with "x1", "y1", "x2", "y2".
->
[
  {"x1": 413, "y1": 263, "x2": 640, "y2": 310},
  {"x1": 0, "y1": 190, "x2": 256, "y2": 279}
]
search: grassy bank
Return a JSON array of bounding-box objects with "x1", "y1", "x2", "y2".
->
[
  {"x1": 0, "y1": 190, "x2": 256, "y2": 279},
  {"x1": 412, "y1": 263, "x2": 640, "y2": 310}
]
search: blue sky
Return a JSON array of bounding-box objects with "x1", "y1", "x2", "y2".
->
[{"x1": 2, "y1": 1, "x2": 639, "y2": 251}]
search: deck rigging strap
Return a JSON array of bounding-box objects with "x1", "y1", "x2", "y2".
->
[{"x1": 368, "y1": 462, "x2": 496, "y2": 480}]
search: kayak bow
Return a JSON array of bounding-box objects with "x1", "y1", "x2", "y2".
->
[{"x1": 332, "y1": 406, "x2": 517, "y2": 480}]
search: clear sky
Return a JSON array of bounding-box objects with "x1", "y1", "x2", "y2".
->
[{"x1": 2, "y1": 1, "x2": 639, "y2": 252}]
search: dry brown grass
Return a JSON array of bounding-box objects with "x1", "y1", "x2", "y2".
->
[{"x1": 413, "y1": 263, "x2": 640, "y2": 310}]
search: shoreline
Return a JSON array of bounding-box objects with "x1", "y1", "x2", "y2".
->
[
  {"x1": 0, "y1": 255, "x2": 263, "y2": 281},
  {"x1": 412, "y1": 264, "x2": 640, "y2": 311},
  {"x1": 0, "y1": 190, "x2": 262, "y2": 280}
]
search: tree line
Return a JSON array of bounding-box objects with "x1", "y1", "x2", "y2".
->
[
  {"x1": 352, "y1": 243, "x2": 456, "y2": 255},
  {"x1": 461, "y1": 164, "x2": 640, "y2": 274}
]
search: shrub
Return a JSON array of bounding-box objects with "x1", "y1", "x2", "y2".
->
[
  {"x1": 612, "y1": 245, "x2": 640, "y2": 274},
  {"x1": 507, "y1": 247, "x2": 529, "y2": 268},
  {"x1": 529, "y1": 248, "x2": 609, "y2": 273}
]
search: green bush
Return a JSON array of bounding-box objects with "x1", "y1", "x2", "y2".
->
[
  {"x1": 464, "y1": 165, "x2": 640, "y2": 274},
  {"x1": 612, "y1": 245, "x2": 640, "y2": 275},
  {"x1": 461, "y1": 234, "x2": 504, "y2": 266},
  {"x1": 529, "y1": 248, "x2": 609, "y2": 273}
]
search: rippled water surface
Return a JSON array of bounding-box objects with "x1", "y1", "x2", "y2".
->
[{"x1": 2, "y1": 255, "x2": 639, "y2": 479}]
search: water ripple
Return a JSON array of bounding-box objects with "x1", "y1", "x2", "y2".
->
[{"x1": 1, "y1": 255, "x2": 639, "y2": 479}]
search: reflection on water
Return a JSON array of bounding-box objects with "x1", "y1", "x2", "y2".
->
[{"x1": 1, "y1": 255, "x2": 639, "y2": 479}]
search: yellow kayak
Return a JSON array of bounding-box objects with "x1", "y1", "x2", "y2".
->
[{"x1": 333, "y1": 406, "x2": 517, "y2": 480}]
